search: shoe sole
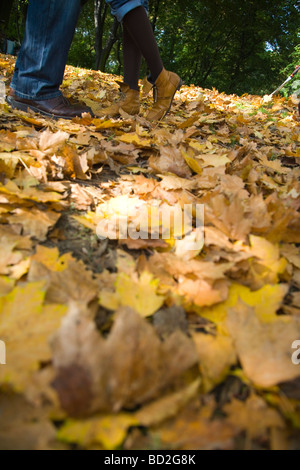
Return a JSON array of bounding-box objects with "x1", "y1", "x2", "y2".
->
[{"x1": 6, "y1": 96, "x2": 77, "y2": 120}]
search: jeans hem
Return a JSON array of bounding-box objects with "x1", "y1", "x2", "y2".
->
[
  {"x1": 11, "y1": 87, "x2": 62, "y2": 101},
  {"x1": 110, "y1": 0, "x2": 148, "y2": 22}
]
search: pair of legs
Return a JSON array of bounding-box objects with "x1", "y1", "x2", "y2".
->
[
  {"x1": 8, "y1": 0, "x2": 180, "y2": 120},
  {"x1": 104, "y1": 0, "x2": 182, "y2": 120},
  {"x1": 10, "y1": 0, "x2": 162, "y2": 100}
]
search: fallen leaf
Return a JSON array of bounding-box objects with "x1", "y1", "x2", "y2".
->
[
  {"x1": 0, "y1": 282, "x2": 67, "y2": 391},
  {"x1": 224, "y1": 394, "x2": 284, "y2": 439},
  {"x1": 227, "y1": 300, "x2": 300, "y2": 387},
  {"x1": 52, "y1": 306, "x2": 198, "y2": 415},
  {"x1": 99, "y1": 271, "x2": 165, "y2": 317}
]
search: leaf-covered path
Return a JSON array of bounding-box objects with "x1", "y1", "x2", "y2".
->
[{"x1": 0, "y1": 54, "x2": 300, "y2": 450}]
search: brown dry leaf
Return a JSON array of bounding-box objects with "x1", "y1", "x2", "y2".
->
[
  {"x1": 178, "y1": 277, "x2": 229, "y2": 307},
  {"x1": 51, "y1": 306, "x2": 198, "y2": 416},
  {"x1": 0, "y1": 225, "x2": 32, "y2": 276},
  {"x1": 28, "y1": 246, "x2": 100, "y2": 306},
  {"x1": 227, "y1": 300, "x2": 300, "y2": 388},
  {"x1": 0, "y1": 281, "x2": 67, "y2": 391},
  {"x1": 280, "y1": 244, "x2": 300, "y2": 269},
  {"x1": 216, "y1": 174, "x2": 249, "y2": 199},
  {"x1": 0, "y1": 152, "x2": 35, "y2": 178},
  {"x1": 58, "y1": 143, "x2": 89, "y2": 179},
  {"x1": 0, "y1": 242, "x2": 24, "y2": 275},
  {"x1": 135, "y1": 378, "x2": 201, "y2": 427},
  {"x1": 8, "y1": 208, "x2": 60, "y2": 241},
  {"x1": 192, "y1": 332, "x2": 237, "y2": 392},
  {"x1": 158, "y1": 174, "x2": 198, "y2": 191},
  {"x1": 149, "y1": 146, "x2": 192, "y2": 178},
  {"x1": 119, "y1": 237, "x2": 168, "y2": 250},
  {"x1": 157, "y1": 400, "x2": 236, "y2": 450},
  {"x1": 196, "y1": 153, "x2": 231, "y2": 168},
  {"x1": 204, "y1": 225, "x2": 240, "y2": 252},
  {"x1": 204, "y1": 193, "x2": 252, "y2": 241},
  {"x1": 258, "y1": 154, "x2": 291, "y2": 175},
  {"x1": 0, "y1": 393, "x2": 57, "y2": 450},
  {"x1": 247, "y1": 194, "x2": 272, "y2": 233},
  {"x1": 292, "y1": 269, "x2": 300, "y2": 289},
  {"x1": 153, "y1": 252, "x2": 233, "y2": 281},
  {"x1": 0, "y1": 180, "x2": 65, "y2": 204},
  {"x1": 224, "y1": 394, "x2": 285, "y2": 440},
  {"x1": 39, "y1": 129, "x2": 69, "y2": 153}
]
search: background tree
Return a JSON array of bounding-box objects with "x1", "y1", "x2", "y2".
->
[{"x1": 0, "y1": 0, "x2": 14, "y2": 27}]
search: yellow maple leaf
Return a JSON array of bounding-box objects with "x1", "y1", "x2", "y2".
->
[
  {"x1": 227, "y1": 301, "x2": 300, "y2": 388},
  {"x1": 181, "y1": 149, "x2": 203, "y2": 175},
  {"x1": 195, "y1": 282, "x2": 289, "y2": 333},
  {"x1": 117, "y1": 133, "x2": 152, "y2": 147},
  {"x1": 249, "y1": 235, "x2": 287, "y2": 276},
  {"x1": 192, "y1": 332, "x2": 237, "y2": 392},
  {"x1": 0, "y1": 282, "x2": 67, "y2": 391},
  {"x1": 99, "y1": 271, "x2": 165, "y2": 317},
  {"x1": 56, "y1": 413, "x2": 138, "y2": 450},
  {"x1": 31, "y1": 245, "x2": 74, "y2": 272},
  {"x1": 197, "y1": 153, "x2": 231, "y2": 168},
  {"x1": 91, "y1": 118, "x2": 124, "y2": 129}
]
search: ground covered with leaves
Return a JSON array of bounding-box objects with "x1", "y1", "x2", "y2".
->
[{"x1": 0, "y1": 53, "x2": 300, "y2": 450}]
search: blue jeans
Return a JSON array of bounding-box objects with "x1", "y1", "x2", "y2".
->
[
  {"x1": 106, "y1": 0, "x2": 149, "y2": 22},
  {"x1": 11, "y1": 0, "x2": 82, "y2": 100}
]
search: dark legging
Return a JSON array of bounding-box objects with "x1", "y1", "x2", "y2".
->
[{"x1": 122, "y1": 6, "x2": 163, "y2": 90}]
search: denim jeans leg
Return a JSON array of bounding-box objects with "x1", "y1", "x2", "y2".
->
[
  {"x1": 11, "y1": 0, "x2": 82, "y2": 100},
  {"x1": 105, "y1": 0, "x2": 149, "y2": 22}
]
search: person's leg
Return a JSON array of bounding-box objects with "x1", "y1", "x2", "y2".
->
[
  {"x1": 96, "y1": 9, "x2": 142, "y2": 116},
  {"x1": 106, "y1": 0, "x2": 181, "y2": 120},
  {"x1": 11, "y1": 0, "x2": 82, "y2": 100},
  {"x1": 7, "y1": 0, "x2": 93, "y2": 118},
  {"x1": 122, "y1": 23, "x2": 142, "y2": 91},
  {"x1": 122, "y1": 6, "x2": 182, "y2": 120},
  {"x1": 122, "y1": 6, "x2": 163, "y2": 84}
]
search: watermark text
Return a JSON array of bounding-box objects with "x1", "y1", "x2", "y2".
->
[{"x1": 0, "y1": 340, "x2": 6, "y2": 365}]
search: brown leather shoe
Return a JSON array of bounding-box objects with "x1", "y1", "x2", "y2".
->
[
  {"x1": 145, "y1": 68, "x2": 182, "y2": 121},
  {"x1": 6, "y1": 89, "x2": 93, "y2": 120},
  {"x1": 96, "y1": 81, "x2": 140, "y2": 117}
]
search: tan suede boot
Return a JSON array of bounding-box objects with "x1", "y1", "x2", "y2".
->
[
  {"x1": 145, "y1": 68, "x2": 182, "y2": 121},
  {"x1": 97, "y1": 81, "x2": 140, "y2": 117}
]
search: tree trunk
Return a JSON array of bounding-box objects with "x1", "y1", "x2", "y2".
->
[
  {"x1": 94, "y1": 0, "x2": 120, "y2": 71},
  {"x1": 98, "y1": 17, "x2": 119, "y2": 72},
  {"x1": 94, "y1": 0, "x2": 107, "y2": 69},
  {"x1": 0, "y1": 0, "x2": 14, "y2": 26},
  {"x1": 150, "y1": 0, "x2": 161, "y2": 32}
]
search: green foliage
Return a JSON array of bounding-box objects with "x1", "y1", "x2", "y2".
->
[
  {"x1": 2, "y1": 0, "x2": 28, "y2": 47},
  {"x1": 148, "y1": 0, "x2": 300, "y2": 95},
  {"x1": 67, "y1": 1, "x2": 96, "y2": 70}
]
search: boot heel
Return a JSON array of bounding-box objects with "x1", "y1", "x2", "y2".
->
[{"x1": 161, "y1": 77, "x2": 183, "y2": 119}]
